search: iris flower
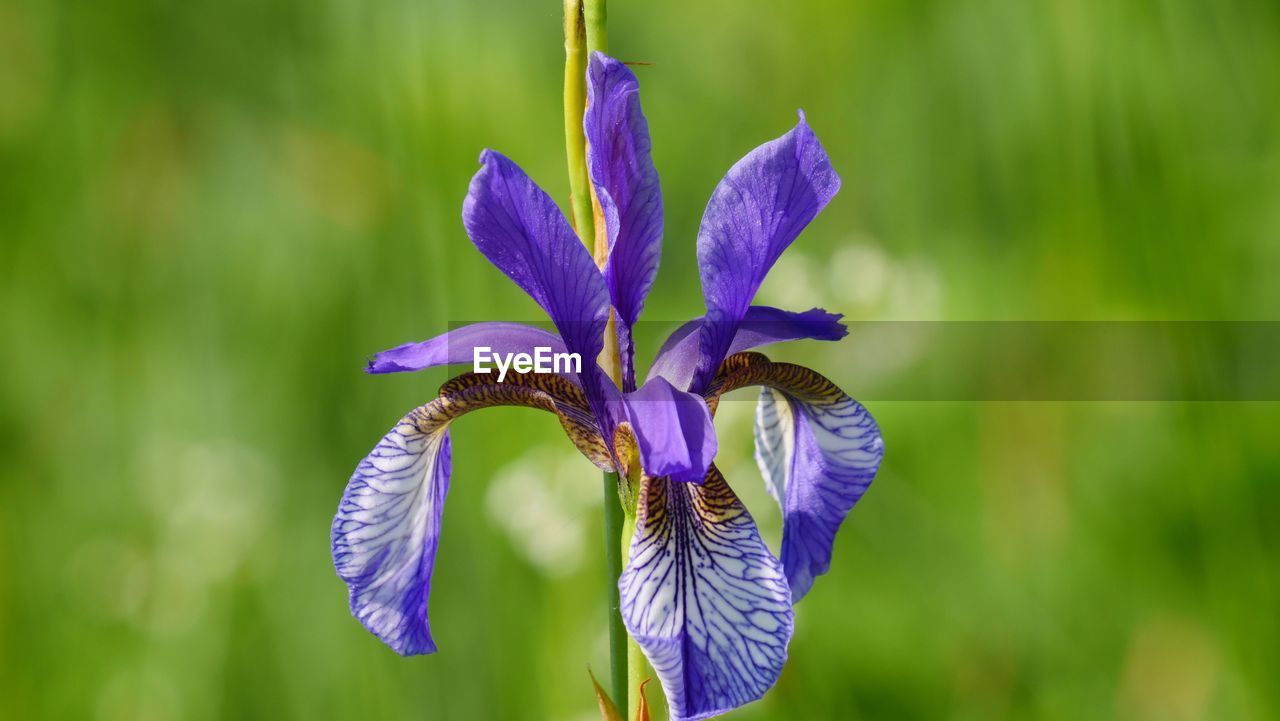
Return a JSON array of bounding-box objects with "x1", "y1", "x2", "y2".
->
[{"x1": 332, "y1": 53, "x2": 884, "y2": 721}]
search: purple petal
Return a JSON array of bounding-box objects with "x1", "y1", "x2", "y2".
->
[
  {"x1": 752, "y1": 369, "x2": 883, "y2": 600},
  {"x1": 462, "y1": 150, "x2": 611, "y2": 411},
  {"x1": 366, "y1": 322, "x2": 568, "y2": 375},
  {"x1": 332, "y1": 367, "x2": 619, "y2": 656},
  {"x1": 691, "y1": 114, "x2": 841, "y2": 392},
  {"x1": 332, "y1": 412, "x2": 453, "y2": 655},
  {"x1": 620, "y1": 467, "x2": 793, "y2": 721},
  {"x1": 622, "y1": 376, "x2": 717, "y2": 483},
  {"x1": 585, "y1": 53, "x2": 663, "y2": 389},
  {"x1": 648, "y1": 306, "x2": 847, "y2": 390}
]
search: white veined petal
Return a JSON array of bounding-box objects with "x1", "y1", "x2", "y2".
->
[
  {"x1": 331, "y1": 410, "x2": 451, "y2": 656},
  {"x1": 620, "y1": 467, "x2": 793, "y2": 721}
]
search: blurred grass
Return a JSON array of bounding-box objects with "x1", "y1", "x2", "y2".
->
[{"x1": 2, "y1": 0, "x2": 1279, "y2": 719}]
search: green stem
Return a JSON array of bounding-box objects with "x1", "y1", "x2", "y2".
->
[
  {"x1": 584, "y1": 0, "x2": 607, "y2": 56},
  {"x1": 565, "y1": 0, "x2": 624, "y2": 712},
  {"x1": 602, "y1": 472, "x2": 627, "y2": 709},
  {"x1": 568, "y1": 0, "x2": 627, "y2": 712},
  {"x1": 562, "y1": 0, "x2": 594, "y2": 245}
]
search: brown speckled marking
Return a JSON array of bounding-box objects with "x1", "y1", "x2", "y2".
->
[
  {"x1": 409, "y1": 372, "x2": 614, "y2": 471},
  {"x1": 704, "y1": 352, "x2": 845, "y2": 412}
]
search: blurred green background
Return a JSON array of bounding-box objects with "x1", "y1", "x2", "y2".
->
[{"x1": 3, "y1": 0, "x2": 1279, "y2": 719}]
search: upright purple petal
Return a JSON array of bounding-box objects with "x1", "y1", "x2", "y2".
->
[
  {"x1": 691, "y1": 114, "x2": 841, "y2": 392},
  {"x1": 620, "y1": 466, "x2": 793, "y2": 721},
  {"x1": 332, "y1": 412, "x2": 452, "y2": 655},
  {"x1": 585, "y1": 53, "x2": 663, "y2": 391},
  {"x1": 648, "y1": 306, "x2": 847, "y2": 391},
  {"x1": 622, "y1": 376, "x2": 716, "y2": 483},
  {"x1": 463, "y1": 150, "x2": 612, "y2": 416},
  {"x1": 366, "y1": 322, "x2": 567, "y2": 375}
]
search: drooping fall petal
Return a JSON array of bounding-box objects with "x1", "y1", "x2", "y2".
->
[
  {"x1": 332, "y1": 373, "x2": 611, "y2": 655},
  {"x1": 619, "y1": 466, "x2": 793, "y2": 721},
  {"x1": 332, "y1": 421, "x2": 451, "y2": 655},
  {"x1": 710, "y1": 353, "x2": 884, "y2": 600}
]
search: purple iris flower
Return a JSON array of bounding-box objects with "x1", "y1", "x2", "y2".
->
[{"x1": 332, "y1": 53, "x2": 884, "y2": 721}]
